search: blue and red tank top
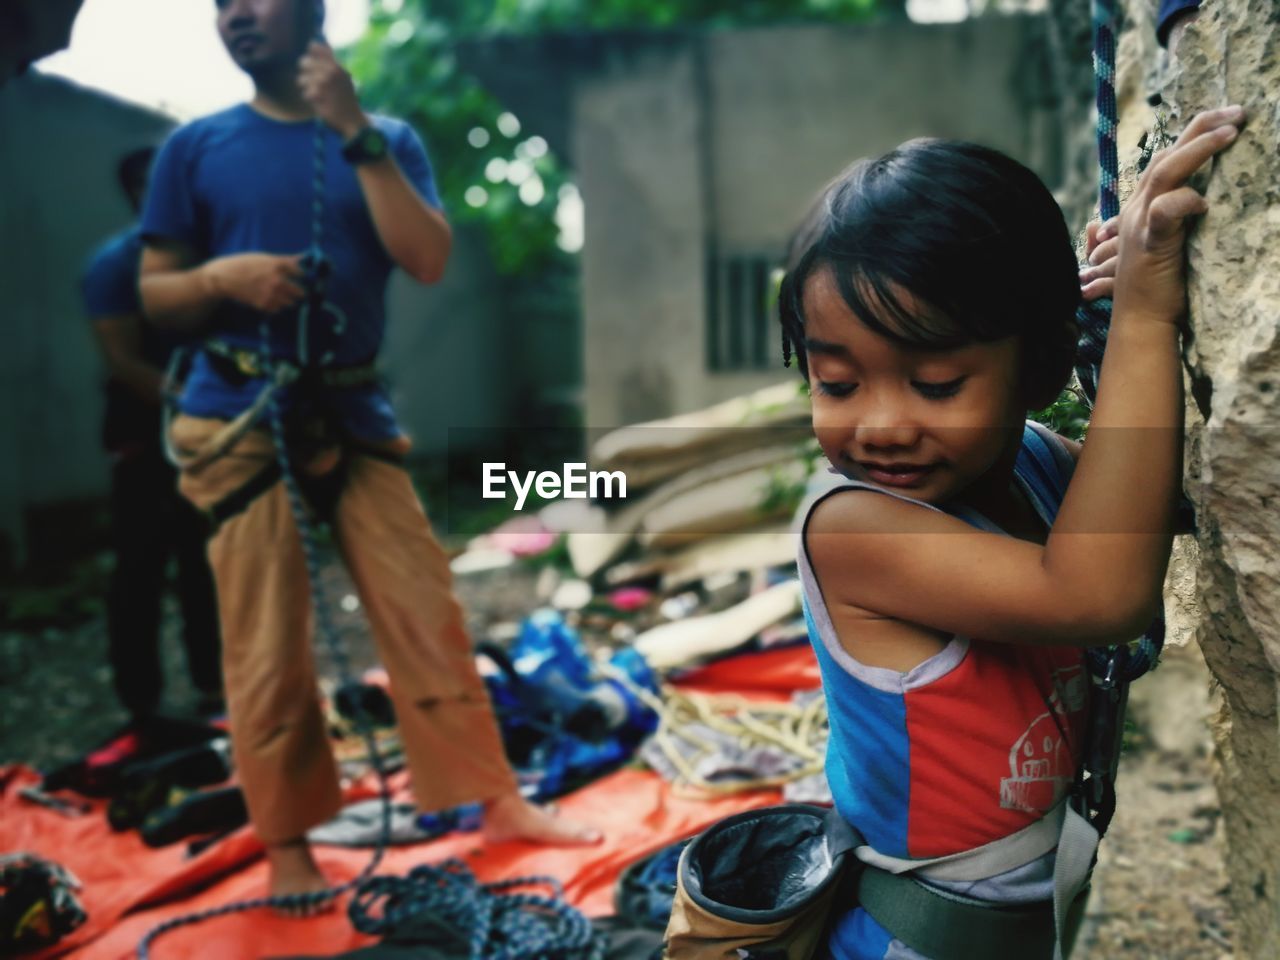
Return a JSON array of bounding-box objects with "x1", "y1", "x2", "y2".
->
[{"x1": 798, "y1": 421, "x2": 1089, "y2": 960}]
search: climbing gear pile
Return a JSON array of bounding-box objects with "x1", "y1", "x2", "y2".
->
[
  {"x1": 479, "y1": 610, "x2": 660, "y2": 801},
  {"x1": 637, "y1": 687, "x2": 826, "y2": 797},
  {"x1": 0, "y1": 854, "x2": 87, "y2": 954},
  {"x1": 107, "y1": 738, "x2": 232, "y2": 832},
  {"x1": 41, "y1": 718, "x2": 224, "y2": 799}
]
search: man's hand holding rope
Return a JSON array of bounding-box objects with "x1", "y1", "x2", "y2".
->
[{"x1": 297, "y1": 41, "x2": 368, "y2": 140}]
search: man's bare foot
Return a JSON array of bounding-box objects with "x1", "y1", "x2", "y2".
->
[
  {"x1": 481, "y1": 791, "x2": 603, "y2": 846},
  {"x1": 266, "y1": 837, "x2": 335, "y2": 918}
]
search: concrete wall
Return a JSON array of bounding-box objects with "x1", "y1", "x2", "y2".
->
[
  {"x1": 576, "y1": 44, "x2": 707, "y2": 429},
  {"x1": 0, "y1": 73, "x2": 172, "y2": 567},
  {"x1": 573, "y1": 17, "x2": 1058, "y2": 428}
]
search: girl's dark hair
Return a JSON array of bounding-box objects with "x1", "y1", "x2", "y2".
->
[{"x1": 778, "y1": 139, "x2": 1080, "y2": 410}]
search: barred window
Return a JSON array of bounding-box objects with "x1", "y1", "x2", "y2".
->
[{"x1": 706, "y1": 252, "x2": 780, "y2": 372}]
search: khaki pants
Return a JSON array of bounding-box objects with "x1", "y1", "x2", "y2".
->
[{"x1": 171, "y1": 415, "x2": 516, "y2": 845}]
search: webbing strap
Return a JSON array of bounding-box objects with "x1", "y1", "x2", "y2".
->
[
  {"x1": 857, "y1": 868, "x2": 1064, "y2": 960},
  {"x1": 854, "y1": 801, "x2": 1095, "y2": 960},
  {"x1": 202, "y1": 462, "x2": 282, "y2": 536},
  {"x1": 853, "y1": 799, "x2": 1067, "y2": 883},
  {"x1": 1052, "y1": 804, "x2": 1100, "y2": 960}
]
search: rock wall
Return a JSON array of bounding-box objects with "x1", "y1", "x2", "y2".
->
[{"x1": 1117, "y1": 2, "x2": 1280, "y2": 955}]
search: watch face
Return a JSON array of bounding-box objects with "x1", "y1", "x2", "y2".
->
[
  {"x1": 346, "y1": 127, "x2": 388, "y2": 163},
  {"x1": 367, "y1": 131, "x2": 388, "y2": 157}
]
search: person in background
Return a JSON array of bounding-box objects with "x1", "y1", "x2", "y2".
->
[{"x1": 82, "y1": 147, "x2": 223, "y2": 726}]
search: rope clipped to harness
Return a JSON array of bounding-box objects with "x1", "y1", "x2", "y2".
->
[
  {"x1": 1077, "y1": 0, "x2": 1164, "y2": 687},
  {"x1": 350, "y1": 860, "x2": 605, "y2": 960},
  {"x1": 1070, "y1": 0, "x2": 1166, "y2": 842}
]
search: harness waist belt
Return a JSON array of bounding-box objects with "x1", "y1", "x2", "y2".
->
[
  {"x1": 202, "y1": 341, "x2": 379, "y2": 388},
  {"x1": 857, "y1": 866, "x2": 1088, "y2": 960}
]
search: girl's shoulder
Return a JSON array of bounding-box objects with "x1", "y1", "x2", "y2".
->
[{"x1": 796, "y1": 421, "x2": 1095, "y2": 650}]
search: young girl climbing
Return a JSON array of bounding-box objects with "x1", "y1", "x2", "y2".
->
[{"x1": 781, "y1": 105, "x2": 1244, "y2": 960}]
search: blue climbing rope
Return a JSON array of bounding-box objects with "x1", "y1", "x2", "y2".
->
[
  {"x1": 1074, "y1": 0, "x2": 1121, "y2": 411},
  {"x1": 1093, "y1": 0, "x2": 1121, "y2": 224},
  {"x1": 1074, "y1": 0, "x2": 1163, "y2": 687},
  {"x1": 350, "y1": 860, "x2": 606, "y2": 960},
  {"x1": 1062, "y1": 0, "x2": 1169, "y2": 841}
]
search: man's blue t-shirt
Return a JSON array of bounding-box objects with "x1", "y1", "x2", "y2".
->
[
  {"x1": 141, "y1": 104, "x2": 442, "y2": 440},
  {"x1": 82, "y1": 225, "x2": 185, "y2": 451}
]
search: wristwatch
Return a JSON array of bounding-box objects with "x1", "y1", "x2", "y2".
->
[{"x1": 341, "y1": 125, "x2": 389, "y2": 165}]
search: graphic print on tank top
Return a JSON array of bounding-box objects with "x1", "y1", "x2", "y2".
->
[{"x1": 1000, "y1": 661, "x2": 1087, "y2": 813}]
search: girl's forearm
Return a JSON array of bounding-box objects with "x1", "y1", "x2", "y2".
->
[{"x1": 1045, "y1": 317, "x2": 1183, "y2": 635}]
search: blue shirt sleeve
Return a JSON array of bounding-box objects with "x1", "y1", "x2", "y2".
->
[
  {"x1": 384, "y1": 119, "x2": 442, "y2": 210},
  {"x1": 141, "y1": 125, "x2": 204, "y2": 250},
  {"x1": 1156, "y1": 0, "x2": 1201, "y2": 47},
  {"x1": 82, "y1": 229, "x2": 142, "y2": 318}
]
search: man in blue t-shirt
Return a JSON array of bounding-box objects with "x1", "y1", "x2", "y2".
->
[
  {"x1": 139, "y1": 0, "x2": 599, "y2": 911},
  {"x1": 83, "y1": 146, "x2": 222, "y2": 726}
]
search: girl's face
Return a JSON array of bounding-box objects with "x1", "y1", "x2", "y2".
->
[{"x1": 802, "y1": 267, "x2": 1027, "y2": 507}]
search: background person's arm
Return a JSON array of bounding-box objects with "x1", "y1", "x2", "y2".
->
[{"x1": 92, "y1": 314, "x2": 166, "y2": 403}]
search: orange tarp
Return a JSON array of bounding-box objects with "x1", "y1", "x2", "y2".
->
[{"x1": 1, "y1": 644, "x2": 820, "y2": 960}]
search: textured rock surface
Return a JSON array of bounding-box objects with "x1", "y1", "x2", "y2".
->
[{"x1": 1147, "y1": 3, "x2": 1280, "y2": 956}]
